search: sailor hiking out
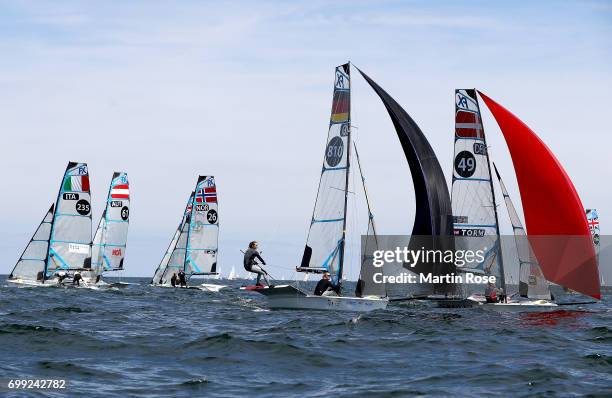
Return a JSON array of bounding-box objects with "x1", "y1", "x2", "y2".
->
[{"x1": 243, "y1": 241, "x2": 270, "y2": 286}]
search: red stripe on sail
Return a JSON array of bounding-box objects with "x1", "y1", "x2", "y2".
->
[
  {"x1": 114, "y1": 184, "x2": 129, "y2": 190},
  {"x1": 479, "y1": 91, "x2": 600, "y2": 299},
  {"x1": 81, "y1": 175, "x2": 90, "y2": 192},
  {"x1": 204, "y1": 187, "x2": 216, "y2": 193},
  {"x1": 455, "y1": 110, "x2": 480, "y2": 138},
  {"x1": 205, "y1": 197, "x2": 217, "y2": 203}
]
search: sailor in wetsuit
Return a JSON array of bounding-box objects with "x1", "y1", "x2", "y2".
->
[
  {"x1": 178, "y1": 269, "x2": 187, "y2": 287},
  {"x1": 485, "y1": 282, "x2": 498, "y2": 303},
  {"x1": 72, "y1": 271, "x2": 83, "y2": 286},
  {"x1": 314, "y1": 271, "x2": 340, "y2": 296},
  {"x1": 170, "y1": 273, "x2": 177, "y2": 287},
  {"x1": 56, "y1": 271, "x2": 68, "y2": 284},
  {"x1": 243, "y1": 241, "x2": 270, "y2": 286}
]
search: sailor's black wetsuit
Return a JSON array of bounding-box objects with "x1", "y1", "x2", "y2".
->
[
  {"x1": 243, "y1": 249, "x2": 268, "y2": 286},
  {"x1": 314, "y1": 279, "x2": 340, "y2": 296}
]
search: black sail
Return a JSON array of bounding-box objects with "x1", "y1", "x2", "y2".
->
[{"x1": 358, "y1": 68, "x2": 455, "y2": 294}]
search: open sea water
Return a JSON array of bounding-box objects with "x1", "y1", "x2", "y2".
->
[{"x1": 0, "y1": 275, "x2": 610, "y2": 397}]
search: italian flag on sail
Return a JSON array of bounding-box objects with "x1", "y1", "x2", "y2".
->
[
  {"x1": 111, "y1": 184, "x2": 130, "y2": 199},
  {"x1": 63, "y1": 175, "x2": 90, "y2": 192}
]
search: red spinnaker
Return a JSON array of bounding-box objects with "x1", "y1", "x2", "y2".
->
[{"x1": 478, "y1": 91, "x2": 600, "y2": 299}]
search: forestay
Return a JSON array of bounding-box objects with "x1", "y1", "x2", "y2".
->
[
  {"x1": 9, "y1": 205, "x2": 54, "y2": 282},
  {"x1": 46, "y1": 162, "x2": 92, "y2": 279},
  {"x1": 185, "y1": 176, "x2": 219, "y2": 276},
  {"x1": 92, "y1": 172, "x2": 130, "y2": 276},
  {"x1": 493, "y1": 164, "x2": 550, "y2": 299},
  {"x1": 299, "y1": 63, "x2": 351, "y2": 284},
  {"x1": 451, "y1": 89, "x2": 504, "y2": 287},
  {"x1": 354, "y1": 144, "x2": 385, "y2": 298}
]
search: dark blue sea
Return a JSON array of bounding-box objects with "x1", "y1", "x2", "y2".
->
[{"x1": 0, "y1": 276, "x2": 610, "y2": 397}]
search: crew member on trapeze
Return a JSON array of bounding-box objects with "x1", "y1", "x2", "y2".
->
[
  {"x1": 243, "y1": 241, "x2": 270, "y2": 286},
  {"x1": 314, "y1": 271, "x2": 340, "y2": 296}
]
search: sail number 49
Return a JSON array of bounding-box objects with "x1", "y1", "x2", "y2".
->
[{"x1": 454, "y1": 151, "x2": 476, "y2": 178}]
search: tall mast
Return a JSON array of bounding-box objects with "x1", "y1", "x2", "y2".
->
[{"x1": 337, "y1": 62, "x2": 351, "y2": 286}]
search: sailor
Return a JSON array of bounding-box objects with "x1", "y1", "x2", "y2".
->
[
  {"x1": 170, "y1": 273, "x2": 177, "y2": 287},
  {"x1": 243, "y1": 241, "x2": 269, "y2": 286},
  {"x1": 178, "y1": 269, "x2": 187, "y2": 287},
  {"x1": 485, "y1": 282, "x2": 498, "y2": 303},
  {"x1": 314, "y1": 271, "x2": 340, "y2": 296},
  {"x1": 56, "y1": 271, "x2": 68, "y2": 284},
  {"x1": 73, "y1": 271, "x2": 83, "y2": 286},
  {"x1": 497, "y1": 287, "x2": 506, "y2": 303}
]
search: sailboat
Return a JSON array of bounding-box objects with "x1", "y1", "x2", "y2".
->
[
  {"x1": 586, "y1": 209, "x2": 602, "y2": 284},
  {"x1": 82, "y1": 172, "x2": 130, "y2": 287},
  {"x1": 228, "y1": 266, "x2": 237, "y2": 280},
  {"x1": 484, "y1": 163, "x2": 557, "y2": 311},
  {"x1": 448, "y1": 89, "x2": 505, "y2": 307},
  {"x1": 469, "y1": 90, "x2": 601, "y2": 309},
  {"x1": 243, "y1": 63, "x2": 388, "y2": 311},
  {"x1": 8, "y1": 162, "x2": 93, "y2": 287},
  {"x1": 151, "y1": 176, "x2": 227, "y2": 292}
]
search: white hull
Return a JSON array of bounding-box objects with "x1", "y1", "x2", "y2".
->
[
  {"x1": 7, "y1": 278, "x2": 59, "y2": 287},
  {"x1": 151, "y1": 283, "x2": 227, "y2": 292},
  {"x1": 245, "y1": 284, "x2": 388, "y2": 312},
  {"x1": 481, "y1": 300, "x2": 558, "y2": 312}
]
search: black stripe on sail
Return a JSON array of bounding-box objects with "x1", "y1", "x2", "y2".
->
[{"x1": 357, "y1": 68, "x2": 456, "y2": 293}]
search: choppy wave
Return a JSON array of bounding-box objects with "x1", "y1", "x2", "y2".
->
[{"x1": 0, "y1": 276, "x2": 610, "y2": 397}]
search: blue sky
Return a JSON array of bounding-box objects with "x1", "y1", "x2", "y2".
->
[{"x1": 1, "y1": 1, "x2": 610, "y2": 280}]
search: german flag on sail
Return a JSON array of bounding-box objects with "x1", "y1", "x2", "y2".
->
[
  {"x1": 63, "y1": 175, "x2": 90, "y2": 192},
  {"x1": 331, "y1": 90, "x2": 350, "y2": 123}
]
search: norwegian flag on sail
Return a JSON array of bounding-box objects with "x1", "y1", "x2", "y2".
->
[
  {"x1": 111, "y1": 184, "x2": 130, "y2": 199},
  {"x1": 196, "y1": 187, "x2": 217, "y2": 203}
]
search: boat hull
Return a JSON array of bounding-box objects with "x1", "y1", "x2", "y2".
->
[
  {"x1": 7, "y1": 278, "x2": 59, "y2": 287},
  {"x1": 480, "y1": 300, "x2": 558, "y2": 312},
  {"x1": 245, "y1": 284, "x2": 388, "y2": 312}
]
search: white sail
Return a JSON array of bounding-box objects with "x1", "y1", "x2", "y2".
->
[
  {"x1": 92, "y1": 172, "x2": 130, "y2": 276},
  {"x1": 299, "y1": 64, "x2": 351, "y2": 284},
  {"x1": 451, "y1": 90, "x2": 504, "y2": 287},
  {"x1": 9, "y1": 205, "x2": 54, "y2": 282},
  {"x1": 185, "y1": 176, "x2": 219, "y2": 276},
  {"x1": 152, "y1": 192, "x2": 193, "y2": 285},
  {"x1": 46, "y1": 162, "x2": 92, "y2": 278},
  {"x1": 228, "y1": 266, "x2": 236, "y2": 280},
  {"x1": 494, "y1": 164, "x2": 550, "y2": 300}
]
